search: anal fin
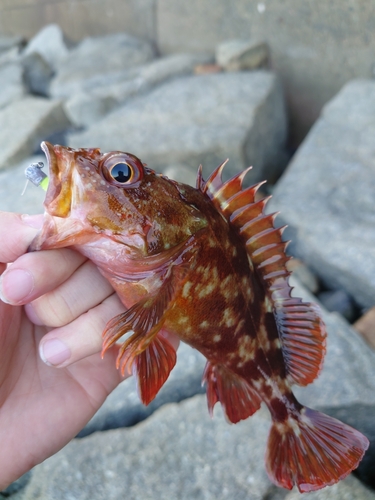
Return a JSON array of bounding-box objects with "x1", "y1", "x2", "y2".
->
[{"x1": 202, "y1": 362, "x2": 262, "y2": 423}]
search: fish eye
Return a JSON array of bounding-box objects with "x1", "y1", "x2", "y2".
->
[
  {"x1": 109, "y1": 162, "x2": 133, "y2": 183},
  {"x1": 101, "y1": 153, "x2": 144, "y2": 186}
]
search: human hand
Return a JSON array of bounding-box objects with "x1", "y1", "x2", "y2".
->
[{"x1": 0, "y1": 211, "x2": 129, "y2": 489}]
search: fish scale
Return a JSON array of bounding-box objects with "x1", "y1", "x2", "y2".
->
[{"x1": 30, "y1": 142, "x2": 369, "y2": 493}]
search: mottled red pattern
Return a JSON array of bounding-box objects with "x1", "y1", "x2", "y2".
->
[{"x1": 30, "y1": 143, "x2": 369, "y2": 493}]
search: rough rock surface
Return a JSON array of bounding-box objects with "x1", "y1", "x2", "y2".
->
[
  {"x1": 22, "y1": 24, "x2": 68, "y2": 72},
  {"x1": 285, "y1": 474, "x2": 375, "y2": 500},
  {"x1": 354, "y1": 306, "x2": 375, "y2": 350},
  {"x1": 321, "y1": 404, "x2": 375, "y2": 490},
  {"x1": 21, "y1": 52, "x2": 54, "y2": 96},
  {"x1": 50, "y1": 33, "x2": 155, "y2": 98},
  {"x1": 64, "y1": 53, "x2": 212, "y2": 127},
  {"x1": 290, "y1": 276, "x2": 375, "y2": 408},
  {"x1": 16, "y1": 397, "x2": 273, "y2": 500},
  {"x1": 0, "y1": 155, "x2": 46, "y2": 215},
  {"x1": 216, "y1": 39, "x2": 269, "y2": 71},
  {"x1": 156, "y1": 0, "x2": 375, "y2": 145},
  {"x1": 79, "y1": 342, "x2": 206, "y2": 436},
  {"x1": 0, "y1": 63, "x2": 25, "y2": 110},
  {"x1": 0, "y1": 35, "x2": 24, "y2": 53},
  {"x1": 269, "y1": 79, "x2": 375, "y2": 310},
  {"x1": 0, "y1": 97, "x2": 70, "y2": 170},
  {"x1": 69, "y1": 71, "x2": 287, "y2": 183}
]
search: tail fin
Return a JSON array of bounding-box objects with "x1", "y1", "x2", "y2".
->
[{"x1": 265, "y1": 406, "x2": 369, "y2": 492}]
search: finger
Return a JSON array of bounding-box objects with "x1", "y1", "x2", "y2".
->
[
  {"x1": 39, "y1": 293, "x2": 125, "y2": 368},
  {"x1": 26, "y1": 260, "x2": 114, "y2": 327},
  {"x1": 0, "y1": 248, "x2": 86, "y2": 306},
  {"x1": 0, "y1": 212, "x2": 44, "y2": 263}
]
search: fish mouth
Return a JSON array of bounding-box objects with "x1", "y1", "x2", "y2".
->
[{"x1": 41, "y1": 141, "x2": 73, "y2": 217}]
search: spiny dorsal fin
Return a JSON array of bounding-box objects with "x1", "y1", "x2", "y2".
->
[{"x1": 198, "y1": 162, "x2": 326, "y2": 386}]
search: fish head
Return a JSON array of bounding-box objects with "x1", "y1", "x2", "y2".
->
[{"x1": 35, "y1": 142, "x2": 207, "y2": 257}]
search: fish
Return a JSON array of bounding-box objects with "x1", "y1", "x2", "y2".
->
[{"x1": 30, "y1": 142, "x2": 369, "y2": 492}]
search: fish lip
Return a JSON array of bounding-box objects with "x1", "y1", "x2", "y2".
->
[{"x1": 41, "y1": 141, "x2": 72, "y2": 217}]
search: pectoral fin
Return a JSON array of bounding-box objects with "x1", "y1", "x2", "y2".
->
[{"x1": 101, "y1": 268, "x2": 177, "y2": 403}]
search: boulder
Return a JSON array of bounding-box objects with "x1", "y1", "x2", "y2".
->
[
  {"x1": 354, "y1": 306, "x2": 375, "y2": 350},
  {"x1": 17, "y1": 396, "x2": 273, "y2": 500},
  {"x1": 0, "y1": 97, "x2": 70, "y2": 170},
  {"x1": 50, "y1": 33, "x2": 155, "y2": 98},
  {"x1": 21, "y1": 53, "x2": 54, "y2": 96},
  {"x1": 321, "y1": 404, "x2": 375, "y2": 490},
  {"x1": 68, "y1": 71, "x2": 287, "y2": 184},
  {"x1": 285, "y1": 258, "x2": 319, "y2": 295},
  {"x1": 22, "y1": 24, "x2": 68, "y2": 72},
  {"x1": 0, "y1": 46, "x2": 21, "y2": 67},
  {"x1": 216, "y1": 39, "x2": 269, "y2": 71},
  {"x1": 0, "y1": 35, "x2": 23, "y2": 54},
  {"x1": 290, "y1": 276, "x2": 375, "y2": 408},
  {"x1": 0, "y1": 63, "x2": 25, "y2": 110},
  {"x1": 64, "y1": 53, "x2": 212, "y2": 127},
  {"x1": 269, "y1": 80, "x2": 375, "y2": 310},
  {"x1": 0, "y1": 154, "x2": 46, "y2": 215},
  {"x1": 285, "y1": 474, "x2": 375, "y2": 500},
  {"x1": 79, "y1": 342, "x2": 206, "y2": 436},
  {"x1": 317, "y1": 289, "x2": 356, "y2": 322}
]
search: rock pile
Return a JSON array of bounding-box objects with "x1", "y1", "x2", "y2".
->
[{"x1": 0, "y1": 23, "x2": 374, "y2": 500}]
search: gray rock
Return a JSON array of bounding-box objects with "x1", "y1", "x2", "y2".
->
[
  {"x1": 321, "y1": 404, "x2": 375, "y2": 490},
  {"x1": 64, "y1": 53, "x2": 212, "y2": 127},
  {"x1": 0, "y1": 154, "x2": 46, "y2": 215},
  {"x1": 290, "y1": 276, "x2": 375, "y2": 408},
  {"x1": 0, "y1": 63, "x2": 25, "y2": 110},
  {"x1": 50, "y1": 33, "x2": 155, "y2": 98},
  {"x1": 269, "y1": 80, "x2": 375, "y2": 310},
  {"x1": 317, "y1": 289, "x2": 356, "y2": 322},
  {"x1": 156, "y1": 0, "x2": 375, "y2": 145},
  {"x1": 22, "y1": 24, "x2": 68, "y2": 72},
  {"x1": 216, "y1": 39, "x2": 269, "y2": 71},
  {"x1": 19, "y1": 396, "x2": 273, "y2": 500},
  {"x1": 284, "y1": 474, "x2": 375, "y2": 500},
  {"x1": 354, "y1": 306, "x2": 375, "y2": 350},
  {"x1": 0, "y1": 97, "x2": 70, "y2": 170},
  {"x1": 21, "y1": 52, "x2": 54, "y2": 96},
  {"x1": 163, "y1": 163, "x2": 197, "y2": 187},
  {"x1": 0, "y1": 46, "x2": 21, "y2": 67},
  {"x1": 0, "y1": 35, "x2": 23, "y2": 53},
  {"x1": 286, "y1": 258, "x2": 319, "y2": 295},
  {"x1": 68, "y1": 71, "x2": 287, "y2": 183},
  {"x1": 79, "y1": 342, "x2": 206, "y2": 436},
  {"x1": 0, "y1": 471, "x2": 32, "y2": 497}
]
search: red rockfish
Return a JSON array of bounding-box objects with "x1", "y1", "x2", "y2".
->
[{"x1": 30, "y1": 142, "x2": 369, "y2": 492}]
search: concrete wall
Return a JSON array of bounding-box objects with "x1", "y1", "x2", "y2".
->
[
  {"x1": 0, "y1": 0, "x2": 156, "y2": 42},
  {"x1": 1, "y1": 0, "x2": 374, "y2": 145}
]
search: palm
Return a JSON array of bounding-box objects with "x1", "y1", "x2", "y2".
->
[{"x1": 0, "y1": 301, "x2": 121, "y2": 488}]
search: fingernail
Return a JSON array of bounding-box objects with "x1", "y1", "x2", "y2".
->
[
  {"x1": 21, "y1": 214, "x2": 44, "y2": 229},
  {"x1": 40, "y1": 339, "x2": 71, "y2": 366},
  {"x1": 0, "y1": 269, "x2": 34, "y2": 305}
]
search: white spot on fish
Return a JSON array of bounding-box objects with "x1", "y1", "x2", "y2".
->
[
  {"x1": 213, "y1": 334, "x2": 221, "y2": 342},
  {"x1": 182, "y1": 281, "x2": 193, "y2": 298},
  {"x1": 222, "y1": 308, "x2": 237, "y2": 327},
  {"x1": 178, "y1": 316, "x2": 189, "y2": 325},
  {"x1": 238, "y1": 335, "x2": 256, "y2": 361},
  {"x1": 200, "y1": 320, "x2": 209, "y2": 328},
  {"x1": 198, "y1": 282, "x2": 216, "y2": 298}
]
